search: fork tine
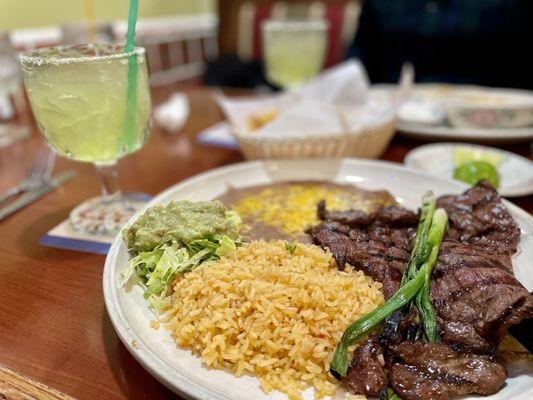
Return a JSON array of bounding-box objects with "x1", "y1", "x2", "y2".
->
[
  {"x1": 29, "y1": 150, "x2": 56, "y2": 186},
  {"x1": 0, "y1": 150, "x2": 52, "y2": 205},
  {"x1": 43, "y1": 150, "x2": 56, "y2": 181},
  {"x1": 26, "y1": 151, "x2": 47, "y2": 185},
  {"x1": 25, "y1": 153, "x2": 43, "y2": 181}
]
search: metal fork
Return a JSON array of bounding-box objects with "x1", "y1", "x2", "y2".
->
[{"x1": 0, "y1": 150, "x2": 56, "y2": 204}]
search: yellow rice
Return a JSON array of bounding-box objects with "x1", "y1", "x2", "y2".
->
[{"x1": 167, "y1": 240, "x2": 383, "y2": 399}]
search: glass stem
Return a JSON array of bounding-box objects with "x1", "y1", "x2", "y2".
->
[{"x1": 95, "y1": 163, "x2": 121, "y2": 199}]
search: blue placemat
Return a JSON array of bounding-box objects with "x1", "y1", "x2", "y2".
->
[{"x1": 197, "y1": 121, "x2": 239, "y2": 149}]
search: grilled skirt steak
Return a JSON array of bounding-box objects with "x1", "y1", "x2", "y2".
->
[
  {"x1": 437, "y1": 180, "x2": 521, "y2": 256},
  {"x1": 346, "y1": 336, "x2": 388, "y2": 398},
  {"x1": 431, "y1": 241, "x2": 533, "y2": 353},
  {"x1": 309, "y1": 181, "x2": 532, "y2": 400},
  {"x1": 308, "y1": 221, "x2": 412, "y2": 299},
  {"x1": 308, "y1": 206, "x2": 416, "y2": 299},
  {"x1": 317, "y1": 200, "x2": 419, "y2": 227},
  {"x1": 389, "y1": 342, "x2": 507, "y2": 400}
]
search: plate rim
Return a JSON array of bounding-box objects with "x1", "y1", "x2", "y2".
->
[
  {"x1": 103, "y1": 158, "x2": 533, "y2": 400},
  {"x1": 397, "y1": 121, "x2": 533, "y2": 142}
]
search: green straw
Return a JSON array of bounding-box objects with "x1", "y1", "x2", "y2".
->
[{"x1": 122, "y1": 0, "x2": 139, "y2": 151}]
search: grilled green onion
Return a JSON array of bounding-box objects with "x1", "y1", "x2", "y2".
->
[
  {"x1": 415, "y1": 208, "x2": 447, "y2": 342},
  {"x1": 403, "y1": 191, "x2": 435, "y2": 283},
  {"x1": 330, "y1": 197, "x2": 448, "y2": 379},
  {"x1": 387, "y1": 388, "x2": 402, "y2": 400},
  {"x1": 399, "y1": 191, "x2": 436, "y2": 337},
  {"x1": 330, "y1": 265, "x2": 426, "y2": 378}
]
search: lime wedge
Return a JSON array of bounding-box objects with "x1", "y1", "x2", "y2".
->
[{"x1": 453, "y1": 160, "x2": 500, "y2": 189}]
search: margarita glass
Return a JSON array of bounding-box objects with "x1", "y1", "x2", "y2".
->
[
  {"x1": 20, "y1": 43, "x2": 151, "y2": 235},
  {"x1": 262, "y1": 20, "x2": 329, "y2": 89}
]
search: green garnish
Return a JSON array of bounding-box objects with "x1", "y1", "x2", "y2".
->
[
  {"x1": 415, "y1": 208, "x2": 447, "y2": 342},
  {"x1": 285, "y1": 241, "x2": 297, "y2": 254},
  {"x1": 330, "y1": 263, "x2": 427, "y2": 378},
  {"x1": 387, "y1": 388, "x2": 402, "y2": 400},
  {"x1": 121, "y1": 234, "x2": 238, "y2": 313},
  {"x1": 330, "y1": 193, "x2": 448, "y2": 379},
  {"x1": 121, "y1": 200, "x2": 241, "y2": 314},
  {"x1": 453, "y1": 160, "x2": 500, "y2": 189},
  {"x1": 403, "y1": 192, "x2": 436, "y2": 283}
]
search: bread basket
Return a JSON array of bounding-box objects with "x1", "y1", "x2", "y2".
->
[
  {"x1": 216, "y1": 61, "x2": 408, "y2": 160},
  {"x1": 233, "y1": 115, "x2": 396, "y2": 160}
]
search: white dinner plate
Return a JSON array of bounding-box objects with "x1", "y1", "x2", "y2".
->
[
  {"x1": 103, "y1": 159, "x2": 533, "y2": 400},
  {"x1": 404, "y1": 143, "x2": 533, "y2": 197}
]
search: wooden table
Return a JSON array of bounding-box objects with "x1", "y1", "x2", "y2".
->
[{"x1": 0, "y1": 85, "x2": 531, "y2": 400}]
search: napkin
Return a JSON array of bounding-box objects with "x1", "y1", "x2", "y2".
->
[
  {"x1": 216, "y1": 60, "x2": 409, "y2": 140},
  {"x1": 216, "y1": 92, "x2": 293, "y2": 135},
  {"x1": 197, "y1": 121, "x2": 238, "y2": 149},
  {"x1": 293, "y1": 60, "x2": 369, "y2": 106},
  {"x1": 154, "y1": 92, "x2": 190, "y2": 133},
  {"x1": 254, "y1": 100, "x2": 346, "y2": 138}
]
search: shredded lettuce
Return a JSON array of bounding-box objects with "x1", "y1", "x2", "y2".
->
[
  {"x1": 120, "y1": 245, "x2": 165, "y2": 286},
  {"x1": 143, "y1": 245, "x2": 189, "y2": 298},
  {"x1": 147, "y1": 291, "x2": 172, "y2": 311},
  {"x1": 121, "y1": 234, "x2": 239, "y2": 314},
  {"x1": 215, "y1": 235, "x2": 237, "y2": 256}
]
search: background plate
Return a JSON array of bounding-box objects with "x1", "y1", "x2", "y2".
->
[
  {"x1": 404, "y1": 143, "x2": 533, "y2": 197},
  {"x1": 397, "y1": 121, "x2": 533, "y2": 143},
  {"x1": 103, "y1": 159, "x2": 533, "y2": 400}
]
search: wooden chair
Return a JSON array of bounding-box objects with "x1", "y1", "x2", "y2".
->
[
  {"x1": 113, "y1": 15, "x2": 219, "y2": 86},
  {"x1": 61, "y1": 22, "x2": 114, "y2": 45}
]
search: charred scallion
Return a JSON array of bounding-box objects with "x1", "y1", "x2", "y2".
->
[
  {"x1": 330, "y1": 264, "x2": 426, "y2": 378},
  {"x1": 387, "y1": 388, "x2": 402, "y2": 400},
  {"x1": 416, "y1": 208, "x2": 447, "y2": 342},
  {"x1": 403, "y1": 192, "x2": 436, "y2": 283},
  {"x1": 330, "y1": 195, "x2": 448, "y2": 379}
]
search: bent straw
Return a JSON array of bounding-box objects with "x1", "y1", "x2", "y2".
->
[{"x1": 122, "y1": 0, "x2": 139, "y2": 151}]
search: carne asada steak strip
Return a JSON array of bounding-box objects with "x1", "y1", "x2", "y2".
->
[
  {"x1": 309, "y1": 181, "x2": 532, "y2": 400},
  {"x1": 388, "y1": 341, "x2": 507, "y2": 400}
]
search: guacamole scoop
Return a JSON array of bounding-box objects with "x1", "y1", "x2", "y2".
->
[{"x1": 123, "y1": 200, "x2": 239, "y2": 252}]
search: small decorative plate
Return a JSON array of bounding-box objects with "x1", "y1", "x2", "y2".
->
[{"x1": 404, "y1": 143, "x2": 533, "y2": 197}]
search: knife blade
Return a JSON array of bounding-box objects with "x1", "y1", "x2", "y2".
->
[{"x1": 0, "y1": 170, "x2": 77, "y2": 221}]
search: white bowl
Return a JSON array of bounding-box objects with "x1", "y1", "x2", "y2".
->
[{"x1": 445, "y1": 88, "x2": 533, "y2": 129}]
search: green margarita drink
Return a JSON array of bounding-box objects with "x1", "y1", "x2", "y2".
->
[
  {"x1": 20, "y1": 44, "x2": 150, "y2": 164},
  {"x1": 20, "y1": 43, "x2": 152, "y2": 234}
]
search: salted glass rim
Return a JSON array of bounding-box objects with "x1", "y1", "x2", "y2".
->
[
  {"x1": 262, "y1": 19, "x2": 329, "y2": 32},
  {"x1": 19, "y1": 43, "x2": 146, "y2": 66}
]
